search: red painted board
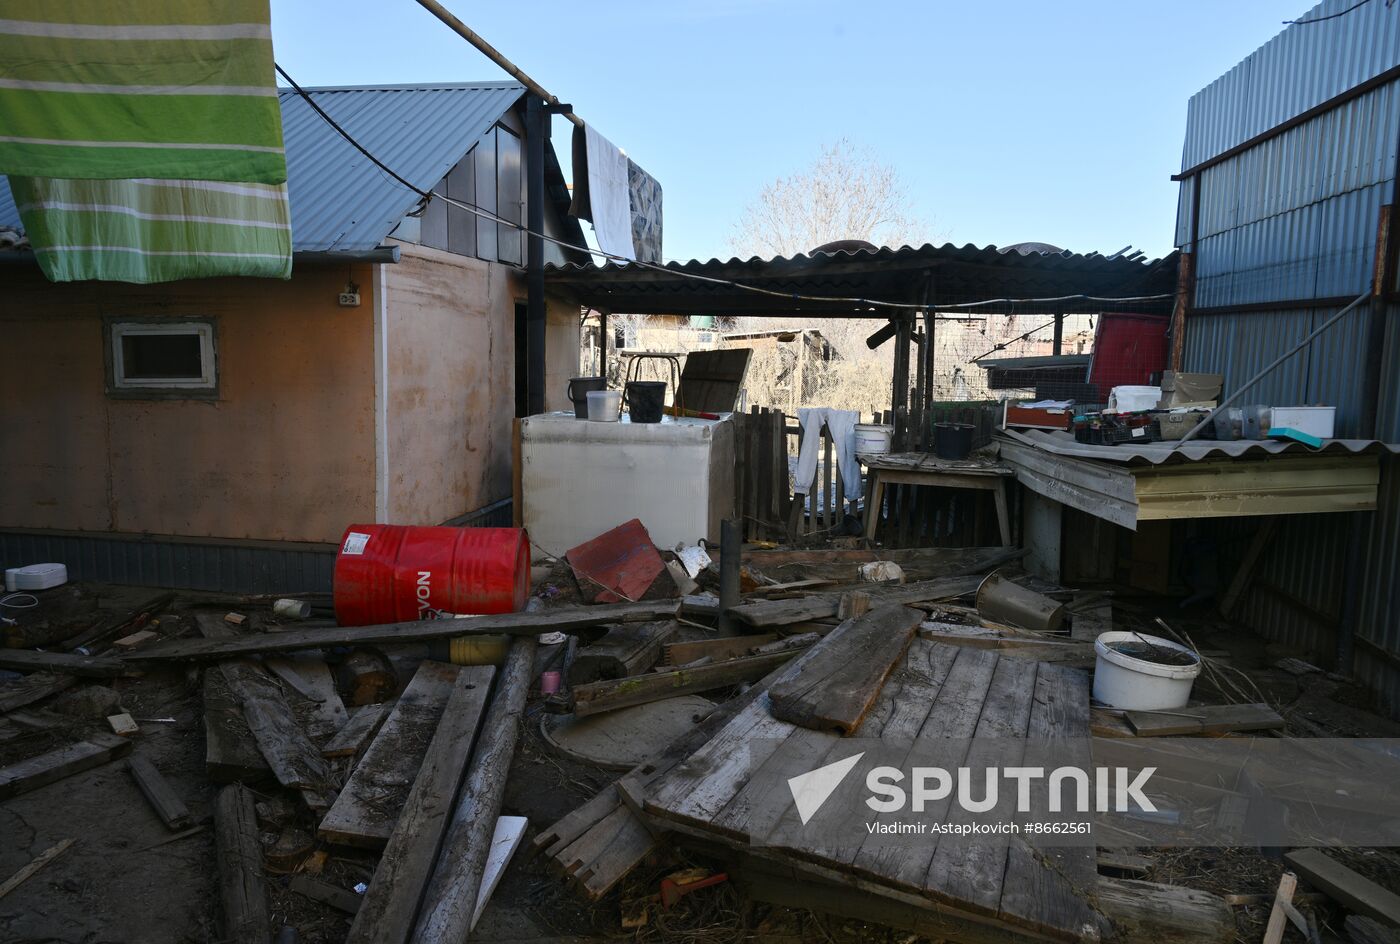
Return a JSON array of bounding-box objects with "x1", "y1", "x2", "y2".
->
[{"x1": 565, "y1": 518, "x2": 668, "y2": 604}]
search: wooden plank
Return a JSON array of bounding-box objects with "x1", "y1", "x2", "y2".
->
[
  {"x1": 266, "y1": 655, "x2": 349, "y2": 741},
  {"x1": 729, "y1": 573, "x2": 989, "y2": 627},
  {"x1": 318, "y1": 662, "x2": 460, "y2": 849},
  {"x1": 999, "y1": 661, "x2": 1103, "y2": 939},
  {"x1": 0, "y1": 672, "x2": 73, "y2": 713},
  {"x1": 203, "y1": 664, "x2": 270, "y2": 782},
  {"x1": 661, "y1": 634, "x2": 779, "y2": 666},
  {"x1": 1124, "y1": 703, "x2": 1284, "y2": 737},
  {"x1": 570, "y1": 649, "x2": 802, "y2": 717},
  {"x1": 1285, "y1": 847, "x2": 1400, "y2": 927},
  {"x1": 567, "y1": 620, "x2": 676, "y2": 684},
  {"x1": 0, "y1": 733, "x2": 132, "y2": 800},
  {"x1": 1220, "y1": 518, "x2": 1277, "y2": 616},
  {"x1": 1348, "y1": 916, "x2": 1400, "y2": 944},
  {"x1": 289, "y1": 874, "x2": 362, "y2": 915},
  {"x1": 0, "y1": 648, "x2": 134, "y2": 678},
  {"x1": 128, "y1": 754, "x2": 193, "y2": 830},
  {"x1": 127, "y1": 599, "x2": 678, "y2": 662},
  {"x1": 1092, "y1": 877, "x2": 1234, "y2": 944},
  {"x1": 768, "y1": 605, "x2": 923, "y2": 734},
  {"x1": 347, "y1": 666, "x2": 495, "y2": 944},
  {"x1": 413, "y1": 639, "x2": 537, "y2": 943},
  {"x1": 221, "y1": 656, "x2": 337, "y2": 811},
  {"x1": 1262, "y1": 871, "x2": 1298, "y2": 944},
  {"x1": 322, "y1": 703, "x2": 389, "y2": 759},
  {"x1": 214, "y1": 783, "x2": 270, "y2": 944},
  {"x1": 0, "y1": 838, "x2": 75, "y2": 901}
]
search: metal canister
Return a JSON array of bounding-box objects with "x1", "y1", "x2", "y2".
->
[{"x1": 975, "y1": 570, "x2": 1067, "y2": 633}]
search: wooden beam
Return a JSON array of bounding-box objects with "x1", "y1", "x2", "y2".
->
[
  {"x1": 1093, "y1": 877, "x2": 1234, "y2": 944},
  {"x1": 1124, "y1": 703, "x2": 1284, "y2": 737},
  {"x1": 1219, "y1": 518, "x2": 1277, "y2": 617},
  {"x1": 0, "y1": 838, "x2": 75, "y2": 901},
  {"x1": 128, "y1": 755, "x2": 193, "y2": 830},
  {"x1": 322, "y1": 703, "x2": 390, "y2": 759},
  {"x1": 570, "y1": 648, "x2": 803, "y2": 717},
  {"x1": 0, "y1": 648, "x2": 135, "y2": 678},
  {"x1": 0, "y1": 672, "x2": 74, "y2": 713},
  {"x1": 288, "y1": 875, "x2": 362, "y2": 916},
  {"x1": 214, "y1": 783, "x2": 270, "y2": 944},
  {"x1": 1285, "y1": 847, "x2": 1400, "y2": 927},
  {"x1": 729, "y1": 574, "x2": 986, "y2": 627},
  {"x1": 127, "y1": 600, "x2": 678, "y2": 662},
  {"x1": 768, "y1": 605, "x2": 922, "y2": 734},
  {"x1": 567, "y1": 621, "x2": 676, "y2": 684},
  {"x1": 0, "y1": 733, "x2": 132, "y2": 801},
  {"x1": 347, "y1": 666, "x2": 495, "y2": 944},
  {"x1": 412, "y1": 638, "x2": 538, "y2": 943}
]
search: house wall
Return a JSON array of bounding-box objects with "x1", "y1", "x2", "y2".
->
[
  {"x1": 0, "y1": 261, "x2": 378, "y2": 544},
  {"x1": 380, "y1": 243, "x2": 578, "y2": 526}
]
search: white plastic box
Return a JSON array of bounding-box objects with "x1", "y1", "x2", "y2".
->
[
  {"x1": 520, "y1": 412, "x2": 736, "y2": 556},
  {"x1": 1269, "y1": 406, "x2": 1335, "y2": 439}
]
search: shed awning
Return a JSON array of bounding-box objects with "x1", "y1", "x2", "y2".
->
[
  {"x1": 545, "y1": 243, "x2": 1179, "y2": 318},
  {"x1": 998, "y1": 429, "x2": 1395, "y2": 529}
]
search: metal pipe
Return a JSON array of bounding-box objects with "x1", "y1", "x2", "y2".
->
[
  {"x1": 526, "y1": 94, "x2": 548, "y2": 416},
  {"x1": 1178, "y1": 292, "x2": 1370, "y2": 444},
  {"x1": 413, "y1": 0, "x2": 584, "y2": 128}
]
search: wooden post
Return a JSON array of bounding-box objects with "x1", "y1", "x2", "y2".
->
[
  {"x1": 215, "y1": 784, "x2": 270, "y2": 944},
  {"x1": 411, "y1": 637, "x2": 538, "y2": 943},
  {"x1": 718, "y1": 519, "x2": 741, "y2": 637}
]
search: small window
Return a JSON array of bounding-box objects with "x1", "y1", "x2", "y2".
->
[{"x1": 111, "y1": 321, "x2": 216, "y2": 392}]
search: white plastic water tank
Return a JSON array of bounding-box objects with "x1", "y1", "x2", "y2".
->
[{"x1": 520, "y1": 412, "x2": 737, "y2": 556}]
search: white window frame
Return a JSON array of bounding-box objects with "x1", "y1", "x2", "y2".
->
[{"x1": 111, "y1": 321, "x2": 217, "y2": 390}]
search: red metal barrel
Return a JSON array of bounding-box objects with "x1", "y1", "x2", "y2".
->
[{"x1": 333, "y1": 524, "x2": 530, "y2": 626}]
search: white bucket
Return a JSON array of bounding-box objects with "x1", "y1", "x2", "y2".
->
[
  {"x1": 586, "y1": 389, "x2": 622, "y2": 422},
  {"x1": 854, "y1": 423, "x2": 893, "y2": 455},
  {"x1": 1092, "y1": 631, "x2": 1201, "y2": 710}
]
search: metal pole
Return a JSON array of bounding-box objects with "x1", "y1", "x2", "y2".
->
[
  {"x1": 1178, "y1": 291, "x2": 1370, "y2": 444},
  {"x1": 1052, "y1": 308, "x2": 1064, "y2": 356},
  {"x1": 525, "y1": 94, "x2": 548, "y2": 416},
  {"x1": 413, "y1": 0, "x2": 584, "y2": 128},
  {"x1": 718, "y1": 519, "x2": 741, "y2": 636}
]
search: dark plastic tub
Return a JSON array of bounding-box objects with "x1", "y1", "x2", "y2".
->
[
  {"x1": 933, "y1": 422, "x2": 974, "y2": 460},
  {"x1": 625, "y1": 381, "x2": 667, "y2": 423}
]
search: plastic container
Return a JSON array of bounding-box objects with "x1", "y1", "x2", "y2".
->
[
  {"x1": 333, "y1": 524, "x2": 529, "y2": 626},
  {"x1": 1092, "y1": 631, "x2": 1201, "y2": 710},
  {"x1": 1106, "y1": 385, "x2": 1162, "y2": 413},
  {"x1": 587, "y1": 389, "x2": 622, "y2": 421},
  {"x1": 625, "y1": 381, "x2": 667, "y2": 423},
  {"x1": 854, "y1": 423, "x2": 893, "y2": 455},
  {"x1": 1270, "y1": 406, "x2": 1335, "y2": 439},
  {"x1": 272, "y1": 598, "x2": 311, "y2": 620},
  {"x1": 933, "y1": 422, "x2": 974, "y2": 460},
  {"x1": 566, "y1": 377, "x2": 606, "y2": 419}
]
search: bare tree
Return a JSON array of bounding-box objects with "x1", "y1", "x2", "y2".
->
[
  {"x1": 729, "y1": 139, "x2": 934, "y2": 259},
  {"x1": 725, "y1": 141, "x2": 941, "y2": 416}
]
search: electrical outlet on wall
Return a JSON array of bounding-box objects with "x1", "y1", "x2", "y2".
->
[{"x1": 338, "y1": 291, "x2": 360, "y2": 307}]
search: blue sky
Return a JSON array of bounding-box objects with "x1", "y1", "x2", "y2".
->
[{"x1": 270, "y1": 0, "x2": 1302, "y2": 263}]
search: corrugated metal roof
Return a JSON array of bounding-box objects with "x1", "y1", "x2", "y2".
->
[
  {"x1": 1182, "y1": 0, "x2": 1400, "y2": 169},
  {"x1": 0, "y1": 82, "x2": 526, "y2": 253},
  {"x1": 546, "y1": 244, "x2": 1180, "y2": 317},
  {"x1": 1004, "y1": 428, "x2": 1397, "y2": 466}
]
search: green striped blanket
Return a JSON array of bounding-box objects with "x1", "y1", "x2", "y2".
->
[
  {"x1": 11, "y1": 176, "x2": 291, "y2": 282},
  {"x1": 0, "y1": 0, "x2": 285, "y2": 182}
]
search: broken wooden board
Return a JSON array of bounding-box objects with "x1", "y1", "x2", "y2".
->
[
  {"x1": 0, "y1": 732, "x2": 132, "y2": 801},
  {"x1": 0, "y1": 672, "x2": 74, "y2": 713},
  {"x1": 643, "y1": 641, "x2": 1103, "y2": 942},
  {"x1": 1124, "y1": 703, "x2": 1285, "y2": 737},
  {"x1": 1284, "y1": 847, "x2": 1400, "y2": 927},
  {"x1": 1091, "y1": 877, "x2": 1234, "y2": 943},
  {"x1": 288, "y1": 874, "x2": 362, "y2": 915},
  {"x1": 318, "y1": 661, "x2": 460, "y2": 849},
  {"x1": 266, "y1": 653, "x2": 349, "y2": 741},
  {"x1": 127, "y1": 599, "x2": 679, "y2": 662},
  {"x1": 221, "y1": 656, "x2": 337, "y2": 811},
  {"x1": 662, "y1": 634, "x2": 780, "y2": 666},
  {"x1": 742, "y1": 546, "x2": 1026, "y2": 582},
  {"x1": 568, "y1": 620, "x2": 677, "y2": 684},
  {"x1": 0, "y1": 648, "x2": 135, "y2": 678},
  {"x1": 214, "y1": 783, "x2": 270, "y2": 944},
  {"x1": 729, "y1": 575, "x2": 984, "y2": 628},
  {"x1": 323, "y1": 703, "x2": 390, "y2": 759},
  {"x1": 346, "y1": 665, "x2": 494, "y2": 944},
  {"x1": 128, "y1": 755, "x2": 193, "y2": 830},
  {"x1": 0, "y1": 838, "x2": 75, "y2": 901},
  {"x1": 203, "y1": 664, "x2": 271, "y2": 782},
  {"x1": 570, "y1": 648, "x2": 802, "y2": 718},
  {"x1": 768, "y1": 605, "x2": 922, "y2": 734}
]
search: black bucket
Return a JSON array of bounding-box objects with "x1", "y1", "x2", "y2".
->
[
  {"x1": 625, "y1": 381, "x2": 667, "y2": 423},
  {"x1": 566, "y1": 376, "x2": 606, "y2": 419},
  {"x1": 933, "y1": 422, "x2": 974, "y2": 460}
]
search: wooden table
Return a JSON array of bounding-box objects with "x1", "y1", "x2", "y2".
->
[{"x1": 861, "y1": 453, "x2": 1015, "y2": 545}]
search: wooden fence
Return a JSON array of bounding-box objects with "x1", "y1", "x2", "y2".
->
[{"x1": 732, "y1": 400, "x2": 1004, "y2": 546}]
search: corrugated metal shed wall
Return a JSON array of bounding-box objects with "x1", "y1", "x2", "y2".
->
[{"x1": 1177, "y1": 2, "x2": 1400, "y2": 717}]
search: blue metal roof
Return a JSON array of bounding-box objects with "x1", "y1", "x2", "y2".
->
[{"x1": 0, "y1": 81, "x2": 526, "y2": 253}]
